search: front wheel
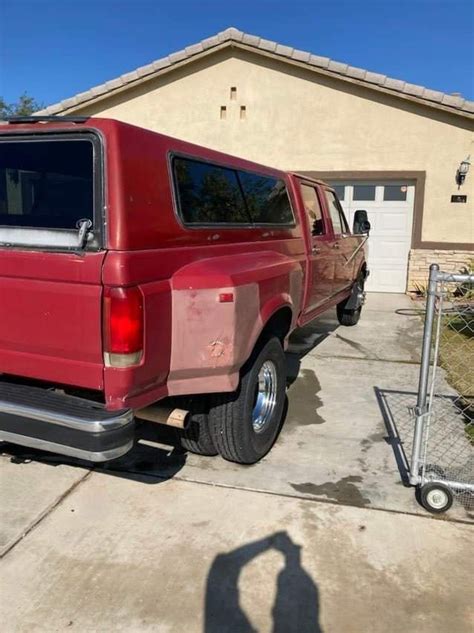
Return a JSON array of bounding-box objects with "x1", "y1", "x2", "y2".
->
[
  {"x1": 337, "y1": 303, "x2": 361, "y2": 326},
  {"x1": 337, "y1": 275, "x2": 365, "y2": 326},
  {"x1": 208, "y1": 337, "x2": 286, "y2": 464}
]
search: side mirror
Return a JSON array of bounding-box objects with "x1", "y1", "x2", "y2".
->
[{"x1": 353, "y1": 209, "x2": 371, "y2": 235}]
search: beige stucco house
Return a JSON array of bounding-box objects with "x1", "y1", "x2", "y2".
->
[{"x1": 38, "y1": 27, "x2": 473, "y2": 292}]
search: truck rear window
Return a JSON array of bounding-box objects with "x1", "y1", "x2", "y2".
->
[
  {"x1": 173, "y1": 156, "x2": 294, "y2": 227},
  {"x1": 0, "y1": 139, "x2": 93, "y2": 230}
]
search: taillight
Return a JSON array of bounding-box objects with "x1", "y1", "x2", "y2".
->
[{"x1": 103, "y1": 286, "x2": 144, "y2": 367}]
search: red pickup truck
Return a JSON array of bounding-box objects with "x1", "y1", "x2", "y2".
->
[{"x1": 0, "y1": 117, "x2": 369, "y2": 465}]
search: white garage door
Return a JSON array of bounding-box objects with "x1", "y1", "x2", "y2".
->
[{"x1": 329, "y1": 181, "x2": 415, "y2": 293}]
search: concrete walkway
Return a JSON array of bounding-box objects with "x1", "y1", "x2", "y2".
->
[{"x1": 1, "y1": 293, "x2": 473, "y2": 632}]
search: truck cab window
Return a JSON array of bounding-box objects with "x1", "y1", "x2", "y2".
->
[
  {"x1": 325, "y1": 190, "x2": 349, "y2": 235},
  {"x1": 300, "y1": 184, "x2": 325, "y2": 236}
]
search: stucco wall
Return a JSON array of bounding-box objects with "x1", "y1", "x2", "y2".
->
[{"x1": 71, "y1": 48, "x2": 474, "y2": 245}]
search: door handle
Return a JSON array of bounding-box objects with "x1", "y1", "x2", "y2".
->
[
  {"x1": 333, "y1": 242, "x2": 340, "y2": 249},
  {"x1": 312, "y1": 246, "x2": 321, "y2": 254}
]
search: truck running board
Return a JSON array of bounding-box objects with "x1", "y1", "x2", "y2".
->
[{"x1": 0, "y1": 381, "x2": 134, "y2": 462}]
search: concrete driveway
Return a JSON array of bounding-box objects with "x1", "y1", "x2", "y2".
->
[{"x1": 1, "y1": 294, "x2": 472, "y2": 632}]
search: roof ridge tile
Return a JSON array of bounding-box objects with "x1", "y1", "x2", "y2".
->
[
  {"x1": 328, "y1": 60, "x2": 349, "y2": 74},
  {"x1": 309, "y1": 54, "x2": 330, "y2": 69},
  {"x1": 218, "y1": 27, "x2": 243, "y2": 41},
  {"x1": 258, "y1": 38, "x2": 278, "y2": 53}
]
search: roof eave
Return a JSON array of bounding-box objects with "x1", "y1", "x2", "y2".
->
[{"x1": 36, "y1": 28, "x2": 474, "y2": 119}]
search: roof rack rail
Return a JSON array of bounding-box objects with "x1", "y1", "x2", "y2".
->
[{"x1": 6, "y1": 115, "x2": 89, "y2": 124}]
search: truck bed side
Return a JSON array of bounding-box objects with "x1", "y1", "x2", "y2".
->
[{"x1": 102, "y1": 246, "x2": 305, "y2": 410}]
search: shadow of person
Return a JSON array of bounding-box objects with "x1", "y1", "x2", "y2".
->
[
  {"x1": 204, "y1": 531, "x2": 322, "y2": 633},
  {"x1": 272, "y1": 532, "x2": 321, "y2": 633}
]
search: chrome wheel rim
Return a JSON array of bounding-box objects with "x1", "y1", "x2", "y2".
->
[
  {"x1": 426, "y1": 488, "x2": 449, "y2": 510},
  {"x1": 252, "y1": 360, "x2": 278, "y2": 433}
]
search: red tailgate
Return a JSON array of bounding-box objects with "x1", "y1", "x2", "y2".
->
[{"x1": 0, "y1": 250, "x2": 105, "y2": 390}]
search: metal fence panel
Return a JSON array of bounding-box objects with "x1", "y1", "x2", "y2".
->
[{"x1": 410, "y1": 264, "x2": 474, "y2": 513}]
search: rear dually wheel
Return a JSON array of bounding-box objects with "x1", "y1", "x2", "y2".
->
[{"x1": 208, "y1": 337, "x2": 286, "y2": 464}]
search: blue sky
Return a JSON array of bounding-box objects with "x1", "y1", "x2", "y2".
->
[{"x1": 1, "y1": 0, "x2": 473, "y2": 108}]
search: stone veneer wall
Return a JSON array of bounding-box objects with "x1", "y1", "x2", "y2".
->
[{"x1": 407, "y1": 249, "x2": 473, "y2": 292}]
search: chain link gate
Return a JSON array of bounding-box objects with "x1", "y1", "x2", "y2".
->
[{"x1": 409, "y1": 264, "x2": 474, "y2": 514}]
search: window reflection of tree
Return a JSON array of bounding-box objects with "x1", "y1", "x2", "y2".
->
[
  {"x1": 176, "y1": 159, "x2": 293, "y2": 225},
  {"x1": 301, "y1": 185, "x2": 324, "y2": 236},
  {"x1": 239, "y1": 173, "x2": 293, "y2": 224},
  {"x1": 199, "y1": 171, "x2": 249, "y2": 223},
  {"x1": 176, "y1": 160, "x2": 248, "y2": 223}
]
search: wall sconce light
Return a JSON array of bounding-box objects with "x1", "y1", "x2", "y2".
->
[{"x1": 456, "y1": 155, "x2": 470, "y2": 187}]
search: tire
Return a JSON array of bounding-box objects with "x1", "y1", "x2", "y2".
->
[
  {"x1": 177, "y1": 397, "x2": 218, "y2": 456},
  {"x1": 337, "y1": 304, "x2": 361, "y2": 326},
  {"x1": 419, "y1": 482, "x2": 453, "y2": 514},
  {"x1": 209, "y1": 337, "x2": 286, "y2": 464},
  {"x1": 337, "y1": 275, "x2": 365, "y2": 327}
]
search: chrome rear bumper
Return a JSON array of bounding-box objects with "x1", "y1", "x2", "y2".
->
[{"x1": 0, "y1": 381, "x2": 134, "y2": 462}]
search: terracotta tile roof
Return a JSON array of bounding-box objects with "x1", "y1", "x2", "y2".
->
[{"x1": 37, "y1": 27, "x2": 474, "y2": 116}]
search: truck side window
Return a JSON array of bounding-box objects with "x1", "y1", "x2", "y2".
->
[
  {"x1": 174, "y1": 157, "x2": 249, "y2": 225},
  {"x1": 325, "y1": 190, "x2": 349, "y2": 235},
  {"x1": 237, "y1": 171, "x2": 294, "y2": 225},
  {"x1": 300, "y1": 185, "x2": 325, "y2": 236},
  {"x1": 173, "y1": 156, "x2": 294, "y2": 226}
]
